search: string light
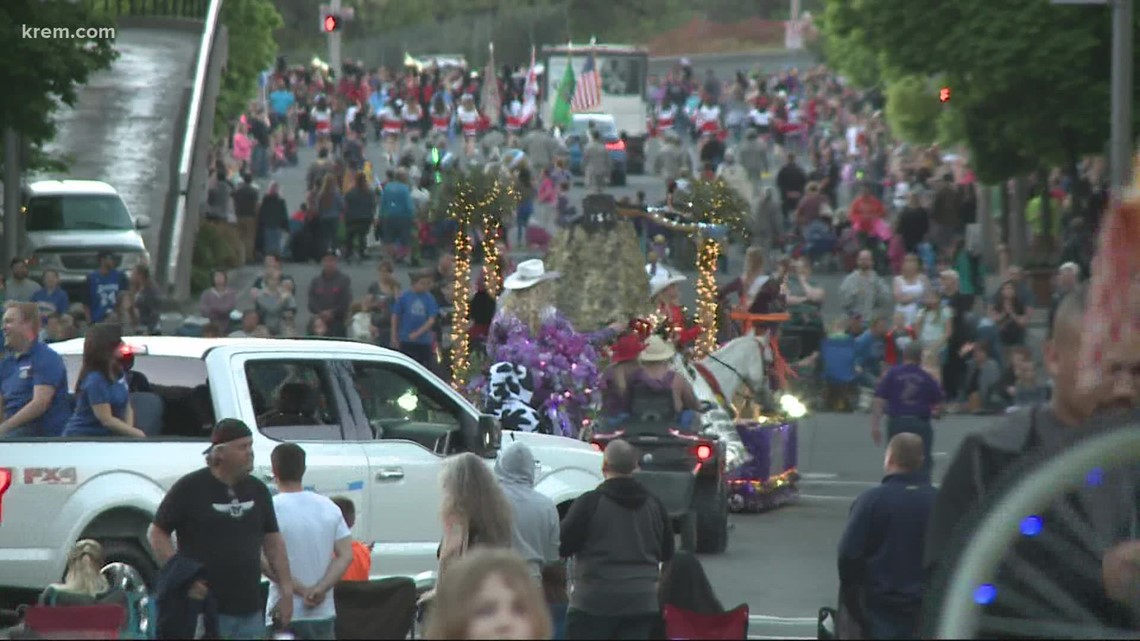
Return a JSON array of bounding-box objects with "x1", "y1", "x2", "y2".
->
[
  {"x1": 695, "y1": 237, "x2": 720, "y2": 358},
  {"x1": 444, "y1": 172, "x2": 518, "y2": 390}
]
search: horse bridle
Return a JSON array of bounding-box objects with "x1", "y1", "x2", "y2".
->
[{"x1": 703, "y1": 349, "x2": 764, "y2": 399}]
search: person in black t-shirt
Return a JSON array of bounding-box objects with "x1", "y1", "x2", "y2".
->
[{"x1": 148, "y1": 419, "x2": 295, "y2": 637}]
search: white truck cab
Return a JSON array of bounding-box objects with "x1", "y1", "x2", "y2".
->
[{"x1": 0, "y1": 337, "x2": 602, "y2": 603}]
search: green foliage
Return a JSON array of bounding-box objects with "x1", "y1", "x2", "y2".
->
[
  {"x1": 430, "y1": 166, "x2": 518, "y2": 228},
  {"x1": 817, "y1": 6, "x2": 884, "y2": 88},
  {"x1": 214, "y1": 0, "x2": 282, "y2": 138},
  {"x1": 820, "y1": 0, "x2": 1140, "y2": 183},
  {"x1": 884, "y1": 76, "x2": 941, "y2": 144},
  {"x1": 191, "y1": 221, "x2": 242, "y2": 292},
  {"x1": 680, "y1": 179, "x2": 750, "y2": 236},
  {"x1": 0, "y1": 0, "x2": 117, "y2": 172}
]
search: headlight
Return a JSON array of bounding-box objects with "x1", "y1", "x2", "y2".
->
[
  {"x1": 119, "y1": 252, "x2": 144, "y2": 269},
  {"x1": 779, "y1": 394, "x2": 807, "y2": 419}
]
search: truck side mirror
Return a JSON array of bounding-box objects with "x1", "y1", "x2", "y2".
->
[{"x1": 475, "y1": 414, "x2": 501, "y2": 458}]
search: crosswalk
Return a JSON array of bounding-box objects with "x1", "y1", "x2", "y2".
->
[{"x1": 746, "y1": 614, "x2": 817, "y2": 639}]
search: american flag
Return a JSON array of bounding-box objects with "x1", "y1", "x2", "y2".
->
[{"x1": 571, "y1": 51, "x2": 601, "y2": 112}]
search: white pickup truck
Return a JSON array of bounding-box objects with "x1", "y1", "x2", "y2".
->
[{"x1": 0, "y1": 337, "x2": 603, "y2": 604}]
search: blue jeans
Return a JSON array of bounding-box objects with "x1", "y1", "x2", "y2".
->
[
  {"x1": 886, "y1": 416, "x2": 934, "y2": 479},
  {"x1": 550, "y1": 604, "x2": 568, "y2": 640},
  {"x1": 252, "y1": 144, "x2": 269, "y2": 177},
  {"x1": 218, "y1": 612, "x2": 265, "y2": 639},
  {"x1": 2, "y1": 424, "x2": 41, "y2": 438}
]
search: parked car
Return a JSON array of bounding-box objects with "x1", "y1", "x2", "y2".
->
[
  {"x1": 562, "y1": 114, "x2": 628, "y2": 186},
  {"x1": 20, "y1": 180, "x2": 151, "y2": 296},
  {"x1": 0, "y1": 337, "x2": 603, "y2": 609}
]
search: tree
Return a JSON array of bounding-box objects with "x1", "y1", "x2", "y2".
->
[
  {"x1": 883, "y1": 76, "x2": 942, "y2": 144},
  {"x1": 0, "y1": 0, "x2": 116, "y2": 171},
  {"x1": 821, "y1": 0, "x2": 1140, "y2": 183},
  {"x1": 215, "y1": 0, "x2": 282, "y2": 137}
]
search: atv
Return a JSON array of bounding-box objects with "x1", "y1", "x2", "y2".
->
[{"x1": 591, "y1": 390, "x2": 730, "y2": 554}]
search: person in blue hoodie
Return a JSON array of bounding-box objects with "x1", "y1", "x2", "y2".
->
[
  {"x1": 837, "y1": 433, "x2": 936, "y2": 640},
  {"x1": 380, "y1": 168, "x2": 417, "y2": 264}
]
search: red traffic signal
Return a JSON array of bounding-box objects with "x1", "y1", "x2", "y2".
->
[
  {"x1": 939, "y1": 87, "x2": 951, "y2": 103},
  {"x1": 323, "y1": 14, "x2": 341, "y2": 32}
]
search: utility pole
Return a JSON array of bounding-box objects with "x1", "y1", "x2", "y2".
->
[
  {"x1": 329, "y1": 0, "x2": 342, "y2": 77},
  {"x1": 3, "y1": 129, "x2": 20, "y2": 267}
]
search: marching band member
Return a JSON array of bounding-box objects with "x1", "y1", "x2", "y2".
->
[
  {"x1": 654, "y1": 102, "x2": 678, "y2": 138},
  {"x1": 430, "y1": 94, "x2": 451, "y2": 138},
  {"x1": 503, "y1": 96, "x2": 524, "y2": 146},
  {"x1": 379, "y1": 99, "x2": 403, "y2": 162},
  {"x1": 694, "y1": 97, "x2": 722, "y2": 138},
  {"x1": 748, "y1": 99, "x2": 772, "y2": 138},
  {"x1": 456, "y1": 94, "x2": 481, "y2": 157},
  {"x1": 402, "y1": 99, "x2": 424, "y2": 142}
]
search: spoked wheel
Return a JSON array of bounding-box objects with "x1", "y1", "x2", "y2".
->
[{"x1": 925, "y1": 420, "x2": 1140, "y2": 639}]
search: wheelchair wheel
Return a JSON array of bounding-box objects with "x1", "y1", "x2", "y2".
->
[{"x1": 924, "y1": 419, "x2": 1140, "y2": 639}]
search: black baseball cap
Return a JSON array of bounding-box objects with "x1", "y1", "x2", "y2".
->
[{"x1": 202, "y1": 418, "x2": 253, "y2": 454}]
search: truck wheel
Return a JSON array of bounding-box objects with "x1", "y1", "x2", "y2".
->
[
  {"x1": 678, "y1": 512, "x2": 698, "y2": 553},
  {"x1": 99, "y1": 539, "x2": 158, "y2": 590},
  {"x1": 694, "y1": 479, "x2": 729, "y2": 554}
]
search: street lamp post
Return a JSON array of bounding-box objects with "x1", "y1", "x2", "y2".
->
[{"x1": 1052, "y1": 0, "x2": 1133, "y2": 192}]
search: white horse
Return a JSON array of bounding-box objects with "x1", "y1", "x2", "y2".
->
[{"x1": 674, "y1": 330, "x2": 774, "y2": 412}]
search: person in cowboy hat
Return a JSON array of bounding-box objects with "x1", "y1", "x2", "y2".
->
[
  {"x1": 648, "y1": 271, "x2": 701, "y2": 350},
  {"x1": 621, "y1": 334, "x2": 701, "y2": 429},
  {"x1": 599, "y1": 332, "x2": 648, "y2": 429}
]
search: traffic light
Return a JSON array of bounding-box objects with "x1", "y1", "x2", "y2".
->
[
  {"x1": 322, "y1": 13, "x2": 341, "y2": 32},
  {"x1": 939, "y1": 86, "x2": 951, "y2": 103}
]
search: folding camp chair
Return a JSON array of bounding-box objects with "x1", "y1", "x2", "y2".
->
[
  {"x1": 663, "y1": 603, "x2": 749, "y2": 640},
  {"x1": 333, "y1": 577, "x2": 417, "y2": 640}
]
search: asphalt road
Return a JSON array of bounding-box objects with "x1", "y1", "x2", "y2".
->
[{"x1": 38, "y1": 28, "x2": 200, "y2": 257}]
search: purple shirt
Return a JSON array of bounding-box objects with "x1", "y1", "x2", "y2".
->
[{"x1": 875, "y1": 364, "x2": 943, "y2": 418}]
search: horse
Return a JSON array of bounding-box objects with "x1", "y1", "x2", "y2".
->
[{"x1": 674, "y1": 330, "x2": 775, "y2": 414}]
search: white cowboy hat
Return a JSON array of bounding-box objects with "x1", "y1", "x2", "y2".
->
[
  {"x1": 639, "y1": 335, "x2": 676, "y2": 363},
  {"x1": 649, "y1": 272, "x2": 687, "y2": 299},
  {"x1": 503, "y1": 259, "x2": 561, "y2": 290}
]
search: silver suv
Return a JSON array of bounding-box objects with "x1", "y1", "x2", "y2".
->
[{"x1": 21, "y1": 180, "x2": 151, "y2": 287}]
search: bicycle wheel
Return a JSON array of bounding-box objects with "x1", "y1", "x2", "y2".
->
[{"x1": 925, "y1": 420, "x2": 1140, "y2": 639}]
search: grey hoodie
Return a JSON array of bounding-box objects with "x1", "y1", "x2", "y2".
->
[{"x1": 495, "y1": 442, "x2": 561, "y2": 580}]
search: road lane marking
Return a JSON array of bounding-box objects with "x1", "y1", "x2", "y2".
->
[
  {"x1": 799, "y1": 479, "x2": 877, "y2": 487},
  {"x1": 799, "y1": 493, "x2": 855, "y2": 501},
  {"x1": 749, "y1": 636, "x2": 814, "y2": 640},
  {"x1": 799, "y1": 472, "x2": 838, "y2": 480},
  {"x1": 934, "y1": 451, "x2": 949, "y2": 457}
]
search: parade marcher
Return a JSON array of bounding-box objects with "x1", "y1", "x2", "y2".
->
[
  {"x1": 265, "y1": 443, "x2": 353, "y2": 640},
  {"x1": 0, "y1": 302, "x2": 70, "y2": 437},
  {"x1": 560, "y1": 439, "x2": 673, "y2": 640},
  {"x1": 870, "y1": 341, "x2": 942, "y2": 478},
  {"x1": 457, "y1": 94, "x2": 481, "y2": 157},
  {"x1": 924, "y1": 285, "x2": 1140, "y2": 627},
  {"x1": 402, "y1": 99, "x2": 424, "y2": 143},
  {"x1": 148, "y1": 418, "x2": 296, "y2": 638},
  {"x1": 838, "y1": 433, "x2": 936, "y2": 640},
  {"x1": 648, "y1": 272, "x2": 700, "y2": 350},
  {"x1": 653, "y1": 132, "x2": 691, "y2": 186},
  {"x1": 737, "y1": 128, "x2": 769, "y2": 199},
  {"x1": 430, "y1": 94, "x2": 452, "y2": 138},
  {"x1": 379, "y1": 99, "x2": 403, "y2": 164},
  {"x1": 582, "y1": 132, "x2": 611, "y2": 193}
]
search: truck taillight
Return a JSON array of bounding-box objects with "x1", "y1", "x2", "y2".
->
[
  {"x1": 694, "y1": 444, "x2": 713, "y2": 462},
  {"x1": 605, "y1": 140, "x2": 625, "y2": 152},
  {"x1": 0, "y1": 468, "x2": 12, "y2": 523}
]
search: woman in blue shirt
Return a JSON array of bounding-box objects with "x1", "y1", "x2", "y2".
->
[{"x1": 62, "y1": 323, "x2": 144, "y2": 438}]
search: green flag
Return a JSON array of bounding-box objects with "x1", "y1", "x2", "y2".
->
[{"x1": 551, "y1": 59, "x2": 576, "y2": 130}]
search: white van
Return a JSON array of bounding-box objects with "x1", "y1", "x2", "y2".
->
[{"x1": 20, "y1": 180, "x2": 151, "y2": 288}]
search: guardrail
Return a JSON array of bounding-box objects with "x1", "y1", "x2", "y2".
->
[
  {"x1": 85, "y1": 0, "x2": 208, "y2": 19},
  {"x1": 162, "y1": 0, "x2": 225, "y2": 299}
]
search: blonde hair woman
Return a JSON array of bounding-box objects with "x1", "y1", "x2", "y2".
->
[
  {"x1": 437, "y1": 453, "x2": 514, "y2": 579},
  {"x1": 40, "y1": 539, "x2": 124, "y2": 607},
  {"x1": 426, "y1": 548, "x2": 553, "y2": 640}
]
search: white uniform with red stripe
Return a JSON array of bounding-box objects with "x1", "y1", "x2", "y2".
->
[
  {"x1": 457, "y1": 105, "x2": 481, "y2": 137},
  {"x1": 695, "y1": 104, "x2": 721, "y2": 135},
  {"x1": 430, "y1": 107, "x2": 451, "y2": 134},
  {"x1": 403, "y1": 106, "x2": 423, "y2": 134},
  {"x1": 655, "y1": 104, "x2": 677, "y2": 136},
  {"x1": 504, "y1": 100, "x2": 524, "y2": 133},
  {"x1": 380, "y1": 106, "x2": 402, "y2": 137}
]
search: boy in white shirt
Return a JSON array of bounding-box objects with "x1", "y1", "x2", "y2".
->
[{"x1": 264, "y1": 443, "x2": 353, "y2": 640}]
